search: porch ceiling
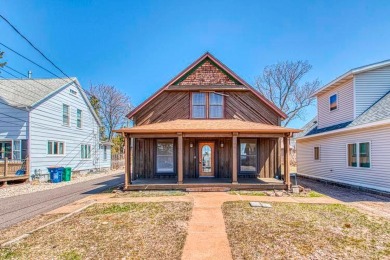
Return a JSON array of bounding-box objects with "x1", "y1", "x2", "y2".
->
[{"x1": 115, "y1": 119, "x2": 301, "y2": 134}]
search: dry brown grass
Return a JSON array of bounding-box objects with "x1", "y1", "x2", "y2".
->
[
  {"x1": 223, "y1": 201, "x2": 390, "y2": 259},
  {"x1": 0, "y1": 214, "x2": 66, "y2": 245},
  {"x1": 0, "y1": 202, "x2": 192, "y2": 260}
]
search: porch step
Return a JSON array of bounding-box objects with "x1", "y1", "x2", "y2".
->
[{"x1": 186, "y1": 187, "x2": 231, "y2": 192}]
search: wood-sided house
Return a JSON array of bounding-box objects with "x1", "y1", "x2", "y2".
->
[{"x1": 116, "y1": 53, "x2": 300, "y2": 190}]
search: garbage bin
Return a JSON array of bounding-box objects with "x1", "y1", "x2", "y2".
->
[
  {"x1": 63, "y1": 167, "x2": 72, "y2": 182},
  {"x1": 47, "y1": 167, "x2": 63, "y2": 183}
]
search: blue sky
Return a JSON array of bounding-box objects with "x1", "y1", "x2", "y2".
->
[{"x1": 2, "y1": 0, "x2": 390, "y2": 128}]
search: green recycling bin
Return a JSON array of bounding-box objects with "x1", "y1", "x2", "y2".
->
[{"x1": 63, "y1": 167, "x2": 72, "y2": 182}]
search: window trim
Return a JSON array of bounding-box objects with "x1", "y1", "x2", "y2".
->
[
  {"x1": 314, "y1": 146, "x2": 320, "y2": 161},
  {"x1": 238, "y1": 138, "x2": 258, "y2": 174},
  {"x1": 329, "y1": 93, "x2": 338, "y2": 112},
  {"x1": 155, "y1": 138, "x2": 176, "y2": 175},
  {"x1": 47, "y1": 140, "x2": 65, "y2": 156},
  {"x1": 346, "y1": 141, "x2": 371, "y2": 169},
  {"x1": 80, "y1": 144, "x2": 92, "y2": 160},
  {"x1": 63, "y1": 104, "x2": 70, "y2": 126},
  {"x1": 190, "y1": 92, "x2": 225, "y2": 119},
  {"x1": 77, "y1": 109, "x2": 82, "y2": 129}
]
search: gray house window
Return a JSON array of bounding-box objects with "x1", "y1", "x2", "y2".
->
[
  {"x1": 77, "y1": 109, "x2": 82, "y2": 128},
  {"x1": 63, "y1": 104, "x2": 70, "y2": 126}
]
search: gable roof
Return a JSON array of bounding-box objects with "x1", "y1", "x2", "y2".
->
[
  {"x1": 298, "y1": 90, "x2": 390, "y2": 139},
  {"x1": 127, "y1": 52, "x2": 287, "y2": 119},
  {"x1": 0, "y1": 78, "x2": 74, "y2": 107},
  {"x1": 0, "y1": 77, "x2": 102, "y2": 126},
  {"x1": 313, "y1": 59, "x2": 390, "y2": 97}
]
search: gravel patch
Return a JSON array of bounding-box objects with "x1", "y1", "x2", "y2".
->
[{"x1": 0, "y1": 170, "x2": 123, "y2": 199}]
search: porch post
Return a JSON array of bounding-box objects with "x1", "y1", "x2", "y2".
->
[
  {"x1": 130, "y1": 137, "x2": 134, "y2": 182},
  {"x1": 283, "y1": 135, "x2": 291, "y2": 188},
  {"x1": 124, "y1": 134, "x2": 130, "y2": 189},
  {"x1": 177, "y1": 133, "x2": 183, "y2": 184},
  {"x1": 232, "y1": 132, "x2": 238, "y2": 184}
]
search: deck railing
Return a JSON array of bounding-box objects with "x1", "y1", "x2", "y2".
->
[{"x1": 0, "y1": 157, "x2": 29, "y2": 179}]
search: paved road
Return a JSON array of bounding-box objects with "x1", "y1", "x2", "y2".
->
[{"x1": 0, "y1": 173, "x2": 124, "y2": 230}]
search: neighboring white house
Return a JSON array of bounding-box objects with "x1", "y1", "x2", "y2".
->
[
  {"x1": 296, "y1": 59, "x2": 390, "y2": 193},
  {"x1": 0, "y1": 77, "x2": 111, "y2": 179}
]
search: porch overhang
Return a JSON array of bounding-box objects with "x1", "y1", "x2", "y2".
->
[{"x1": 114, "y1": 119, "x2": 301, "y2": 136}]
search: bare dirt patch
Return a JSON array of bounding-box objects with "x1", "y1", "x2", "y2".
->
[
  {"x1": 0, "y1": 202, "x2": 192, "y2": 260},
  {"x1": 113, "y1": 190, "x2": 187, "y2": 197},
  {"x1": 223, "y1": 201, "x2": 390, "y2": 259}
]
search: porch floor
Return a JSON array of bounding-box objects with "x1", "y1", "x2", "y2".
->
[{"x1": 126, "y1": 177, "x2": 286, "y2": 191}]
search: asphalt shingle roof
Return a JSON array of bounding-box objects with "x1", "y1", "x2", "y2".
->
[{"x1": 0, "y1": 78, "x2": 75, "y2": 108}]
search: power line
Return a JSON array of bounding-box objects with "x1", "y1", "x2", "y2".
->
[{"x1": 0, "y1": 14, "x2": 71, "y2": 80}]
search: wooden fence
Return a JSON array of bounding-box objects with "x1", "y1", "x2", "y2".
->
[
  {"x1": 0, "y1": 157, "x2": 29, "y2": 182},
  {"x1": 111, "y1": 153, "x2": 125, "y2": 170}
]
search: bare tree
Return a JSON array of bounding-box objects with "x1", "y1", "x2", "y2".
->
[
  {"x1": 256, "y1": 60, "x2": 320, "y2": 126},
  {"x1": 89, "y1": 84, "x2": 132, "y2": 141},
  {"x1": 0, "y1": 51, "x2": 6, "y2": 68}
]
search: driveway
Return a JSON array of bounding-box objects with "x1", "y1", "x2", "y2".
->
[
  {"x1": 298, "y1": 177, "x2": 390, "y2": 219},
  {"x1": 0, "y1": 173, "x2": 124, "y2": 230}
]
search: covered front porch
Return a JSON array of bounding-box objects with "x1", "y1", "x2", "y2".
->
[{"x1": 116, "y1": 119, "x2": 300, "y2": 191}]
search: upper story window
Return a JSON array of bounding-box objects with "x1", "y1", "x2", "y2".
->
[
  {"x1": 209, "y1": 93, "x2": 223, "y2": 118},
  {"x1": 63, "y1": 104, "x2": 70, "y2": 126},
  {"x1": 191, "y1": 92, "x2": 224, "y2": 119},
  {"x1": 77, "y1": 109, "x2": 82, "y2": 128},
  {"x1": 329, "y1": 94, "x2": 338, "y2": 111}
]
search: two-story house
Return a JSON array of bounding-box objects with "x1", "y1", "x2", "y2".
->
[
  {"x1": 0, "y1": 77, "x2": 111, "y2": 183},
  {"x1": 296, "y1": 59, "x2": 390, "y2": 193},
  {"x1": 116, "y1": 53, "x2": 300, "y2": 190}
]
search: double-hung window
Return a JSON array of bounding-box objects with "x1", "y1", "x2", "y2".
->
[
  {"x1": 314, "y1": 146, "x2": 320, "y2": 160},
  {"x1": 77, "y1": 109, "x2": 82, "y2": 128},
  {"x1": 347, "y1": 142, "x2": 370, "y2": 168},
  {"x1": 191, "y1": 92, "x2": 224, "y2": 118},
  {"x1": 156, "y1": 139, "x2": 174, "y2": 174},
  {"x1": 48, "y1": 141, "x2": 65, "y2": 155},
  {"x1": 239, "y1": 139, "x2": 257, "y2": 173},
  {"x1": 63, "y1": 104, "x2": 70, "y2": 126},
  {"x1": 0, "y1": 141, "x2": 12, "y2": 160},
  {"x1": 192, "y1": 93, "x2": 206, "y2": 118},
  {"x1": 13, "y1": 140, "x2": 21, "y2": 160},
  {"x1": 81, "y1": 144, "x2": 91, "y2": 159}
]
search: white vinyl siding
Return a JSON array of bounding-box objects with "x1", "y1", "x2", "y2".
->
[
  {"x1": 297, "y1": 124, "x2": 390, "y2": 193},
  {"x1": 29, "y1": 83, "x2": 101, "y2": 174},
  {"x1": 354, "y1": 65, "x2": 390, "y2": 117},
  {"x1": 317, "y1": 79, "x2": 354, "y2": 129}
]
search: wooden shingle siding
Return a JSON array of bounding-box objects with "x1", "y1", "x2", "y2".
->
[
  {"x1": 177, "y1": 60, "x2": 237, "y2": 86},
  {"x1": 355, "y1": 65, "x2": 390, "y2": 117},
  {"x1": 317, "y1": 79, "x2": 354, "y2": 129},
  {"x1": 297, "y1": 124, "x2": 390, "y2": 193},
  {"x1": 134, "y1": 92, "x2": 190, "y2": 126},
  {"x1": 225, "y1": 92, "x2": 279, "y2": 125}
]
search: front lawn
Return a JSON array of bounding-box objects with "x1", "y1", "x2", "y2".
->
[
  {"x1": 0, "y1": 202, "x2": 192, "y2": 259},
  {"x1": 223, "y1": 201, "x2": 390, "y2": 259}
]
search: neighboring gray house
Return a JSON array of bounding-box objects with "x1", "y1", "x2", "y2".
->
[
  {"x1": 296, "y1": 59, "x2": 390, "y2": 193},
  {"x1": 0, "y1": 77, "x2": 111, "y2": 179}
]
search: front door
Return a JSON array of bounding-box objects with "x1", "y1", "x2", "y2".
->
[{"x1": 198, "y1": 142, "x2": 214, "y2": 177}]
